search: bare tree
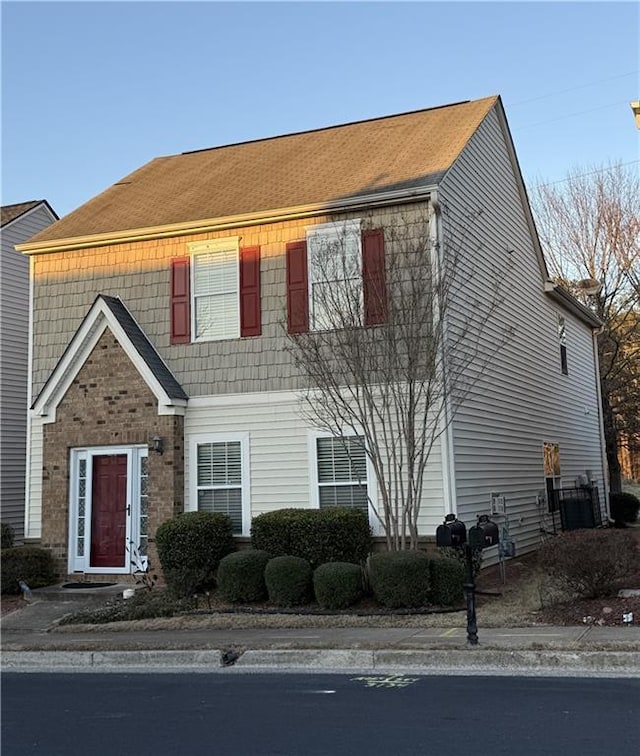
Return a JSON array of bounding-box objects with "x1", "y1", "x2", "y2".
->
[
  {"x1": 285, "y1": 207, "x2": 510, "y2": 550},
  {"x1": 531, "y1": 163, "x2": 640, "y2": 492}
]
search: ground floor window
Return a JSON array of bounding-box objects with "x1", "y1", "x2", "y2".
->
[
  {"x1": 315, "y1": 435, "x2": 369, "y2": 511},
  {"x1": 192, "y1": 434, "x2": 249, "y2": 535}
]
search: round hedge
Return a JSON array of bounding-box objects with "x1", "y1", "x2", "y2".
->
[
  {"x1": 155, "y1": 512, "x2": 235, "y2": 598},
  {"x1": 313, "y1": 562, "x2": 364, "y2": 610},
  {"x1": 217, "y1": 549, "x2": 271, "y2": 603},
  {"x1": 429, "y1": 557, "x2": 464, "y2": 607},
  {"x1": 1, "y1": 547, "x2": 57, "y2": 595},
  {"x1": 368, "y1": 550, "x2": 431, "y2": 608},
  {"x1": 610, "y1": 492, "x2": 640, "y2": 524},
  {"x1": 264, "y1": 555, "x2": 313, "y2": 607}
]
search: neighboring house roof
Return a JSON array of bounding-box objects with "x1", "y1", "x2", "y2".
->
[
  {"x1": 1, "y1": 200, "x2": 58, "y2": 228},
  {"x1": 32, "y1": 295, "x2": 188, "y2": 419},
  {"x1": 26, "y1": 96, "x2": 498, "y2": 244}
]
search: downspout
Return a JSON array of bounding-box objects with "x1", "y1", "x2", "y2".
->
[
  {"x1": 24, "y1": 254, "x2": 35, "y2": 540},
  {"x1": 592, "y1": 328, "x2": 610, "y2": 519},
  {"x1": 429, "y1": 191, "x2": 458, "y2": 518}
]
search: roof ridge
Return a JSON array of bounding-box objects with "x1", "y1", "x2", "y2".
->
[{"x1": 180, "y1": 97, "x2": 491, "y2": 157}]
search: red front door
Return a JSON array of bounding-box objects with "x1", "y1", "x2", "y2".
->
[{"x1": 90, "y1": 454, "x2": 128, "y2": 568}]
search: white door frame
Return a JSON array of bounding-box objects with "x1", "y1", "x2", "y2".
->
[{"x1": 68, "y1": 445, "x2": 148, "y2": 574}]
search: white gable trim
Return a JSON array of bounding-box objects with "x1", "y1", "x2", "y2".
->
[
  {"x1": 31, "y1": 298, "x2": 186, "y2": 423},
  {"x1": 2, "y1": 201, "x2": 58, "y2": 233}
]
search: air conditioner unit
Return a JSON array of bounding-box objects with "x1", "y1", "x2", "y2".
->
[{"x1": 490, "y1": 493, "x2": 506, "y2": 515}]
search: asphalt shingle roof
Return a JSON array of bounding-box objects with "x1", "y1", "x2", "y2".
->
[
  {"x1": 2, "y1": 200, "x2": 45, "y2": 227},
  {"x1": 28, "y1": 96, "x2": 498, "y2": 244}
]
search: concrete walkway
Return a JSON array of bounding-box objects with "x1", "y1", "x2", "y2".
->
[{"x1": 2, "y1": 584, "x2": 639, "y2": 676}]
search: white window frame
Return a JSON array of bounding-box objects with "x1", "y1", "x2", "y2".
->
[
  {"x1": 558, "y1": 315, "x2": 568, "y2": 375},
  {"x1": 188, "y1": 237, "x2": 240, "y2": 342},
  {"x1": 68, "y1": 445, "x2": 148, "y2": 574},
  {"x1": 306, "y1": 219, "x2": 362, "y2": 331},
  {"x1": 308, "y1": 430, "x2": 380, "y2": 533},
  {"x1": 188, "y1": 432, "x2": 251, "y2": 536}
]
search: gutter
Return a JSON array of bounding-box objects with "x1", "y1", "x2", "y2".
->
[
  {"x1": 17, "y1": 185, "x2": 435, "y2": 256},
  {"x1": 544, "y1": 282, "x2": 602, "y2": 329}
]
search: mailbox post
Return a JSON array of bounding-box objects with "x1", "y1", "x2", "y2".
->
[{"x1": 436, "y1": 513, "x2": 499, "y2": 646}]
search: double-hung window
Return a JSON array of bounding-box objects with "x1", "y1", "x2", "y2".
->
[
  {"x1": 315, "y1": 435, "x2": 369, "y2": 511},
  {"x1": 307, "y1": 220, "x2": 363, "y2": 331},
  {"x1": 190, "y1": 238, "x2": 240, "y2": 341},
  {"x1": 194, "y1": 435, "x2": 248, "y2": 534}
]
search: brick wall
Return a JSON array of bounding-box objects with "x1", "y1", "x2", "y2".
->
[{"x1": 41, "y1": 328, "x2": 184, "y2": 581}]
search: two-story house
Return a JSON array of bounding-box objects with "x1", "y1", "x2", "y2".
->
[
  {"x1": 17, "y1": 96, "x2": 606, "y2": 580},
  {"x1": 1, "y1": 200, "x2": 58, "y2": 543}
]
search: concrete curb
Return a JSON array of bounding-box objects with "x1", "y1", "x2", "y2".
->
[{"x1": 3, "y1": 649, "x2": 640, "y2": 676}]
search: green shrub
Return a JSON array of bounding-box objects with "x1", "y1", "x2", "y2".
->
[
  {"x1": 155, "y1": 512, "x2": 235, "y2": 598},
  {"x1": 610, "y1": 492, "x2": 640, "y2": 524},
  {"x1": 368, "y1": 550, "x2": 431, "y2": 608},
  {"x1": 264, "y1": 555, "x2": 313, "y2": 607},
  {"x1": 1, "y1": 523, "x2": 15, "y2": 549},
  {"x1": 59, "y1": 590, "x2": 195, "y2": 625},
  {"x1": 217, "y1": 549, "x2": 271, "y2": 603},
  {"x1": 429, "y1": 557, "x2": 465, "y2": 607},
  {"x1": 1, "y1": 547, "x2": 57, "y2": 594},
  {"x1": 437, "y1": 545, "x2": 483, "y2": 577},
  {"x1": 251, "y1": 507, "x2": 371, "y2": 568},
  {"x1": 538, "y1": 529, "x2": 638, "y2": 599},
  {"x1": 313, "y1": 562, "x2": 364, "y2": 610}
]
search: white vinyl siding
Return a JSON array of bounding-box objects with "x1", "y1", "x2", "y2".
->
[
  {"x1": 306, "y1": 220, "x2": 362, "y2": 330},
  {"x1": 184, "y1": 392, "x2": 445, "y2": 537},
  {"x1": 439, "y1": 106, "x2": 605, "y2": 556},
  {"x1": 189, "y1": 238, "x2": 240, "y2": 342},
  {"x1": 316, "y1": 436, "x2": 368, "y2": 511}
]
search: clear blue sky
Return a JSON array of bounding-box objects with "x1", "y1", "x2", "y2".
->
[{"x1": 2, "y1": 1, "x2": 638, "y2": 218}]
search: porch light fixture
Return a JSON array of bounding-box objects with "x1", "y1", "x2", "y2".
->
[{"x1": 151, "y1": 435, "x2": 164, "y2": 455}]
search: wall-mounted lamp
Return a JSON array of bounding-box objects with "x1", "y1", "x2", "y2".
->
[{"x1": 151, "y1": 435, "x2": 164, "y2": 455}]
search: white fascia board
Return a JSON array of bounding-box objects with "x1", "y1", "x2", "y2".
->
[{"x1": 32, "y1": 298, "x2": 185, "y2": 422}]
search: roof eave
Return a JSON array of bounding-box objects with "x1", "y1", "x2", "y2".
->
[
  {"x1": 17, "y1": 185, "x2": 436, "y2": 255},
  {"x1": 544, "y1": 283, "x2": 603, "y2": 329}
]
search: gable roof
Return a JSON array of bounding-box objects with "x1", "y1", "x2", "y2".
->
[
  {"x1": 33, "y1": 295, "x2": 187, "y2": 420},
  {"x1": 1, "y1": 200, "x2": 57, "y2": 228},
  {"x1": 26, "y1": 96, "x2": 498, "y2": 246}
]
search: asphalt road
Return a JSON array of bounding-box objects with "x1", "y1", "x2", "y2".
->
[{"x1": 3, "y1": 672, "x2": 639, "y2": 755}]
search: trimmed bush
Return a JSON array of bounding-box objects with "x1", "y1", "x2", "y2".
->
[
  {"x1": 368, "y1": 550, "x2": 431, "y2": 608},
  {"x1": 264, "y1": 555, "x2": 313, "y2": 607},
  {"x1": 217, "y1": 549, "x2": 271, "y2": 603},
  {"x1": 610, "y1": 492, "x2": 640, "y2": 524},
  {"x1": 1, "y1": 523, "x2": 15, "y2": 549},
  {"x1": 538, "y1": 529, "x2": 638, "y2": 599},
  {"x1": 251, "y1": 507, "x2": 371, "y2": 568},
  {"x1": 437, "y1": 545, "x2": 483, "y2": 577},
  {"x1": 429, "y1": 557, "x2": 465, "y2": 607},
  {"x1": 313, "y1": 562, "x2": 364, "y2": 610},
  {"x1": 155, "y1": 512, "x2": 235, "y2": 598},
  {"x1": 1, "y1": 547, "x2": 57, "y2": 595}
]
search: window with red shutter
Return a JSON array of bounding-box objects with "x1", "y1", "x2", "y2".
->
[
  {"x1": 286, "y1": 240, "x2": 309, "y2": 333},
  {"x1": 362, "y1": 229, "x2": 387, "y2": 325},
  {"x1": 240, "y1": 246, "x2": 261, "y2": 337},
  {"x1": 170, "y1": 257, "x2": 191, "y2": 344}
]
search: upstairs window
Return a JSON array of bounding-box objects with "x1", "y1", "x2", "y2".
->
[
  {"x1": 307, "y1": 220, "x2": 363, "y2": 331},
  {"x1": 191, "y1": 239, "x2": 240, "y2": 341},
  {"x1": 170, "y1": 240, "x2": 261, "y2": 344},
  {"x1": 558, "y1": 316, "x2": 568, "y2": 375}
]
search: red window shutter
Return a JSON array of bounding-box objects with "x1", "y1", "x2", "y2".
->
[
  {"x1": 170, "y1": 257, "x2": 191, "y2": 344},
  {"x1": 363, "y1": 229, "x2": 387, "y2": 325},
  {"x1": 240, "y1": 246, "x2": 261, "y2": 337},
  {"x1": 286, "y1": 241, "x2": 309, "y2": 333}
]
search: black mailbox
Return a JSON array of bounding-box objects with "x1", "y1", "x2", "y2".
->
[
  {"x1": 436, "y1": 513, "x2": 467, "y2": 548},
  {"x1": 469, "y1": 514, "x2": 499, "y2": 550}
]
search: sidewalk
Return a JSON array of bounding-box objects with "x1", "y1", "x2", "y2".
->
[{"x1": 2, "y1": 585, "x2": 639, "y2": 676}]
